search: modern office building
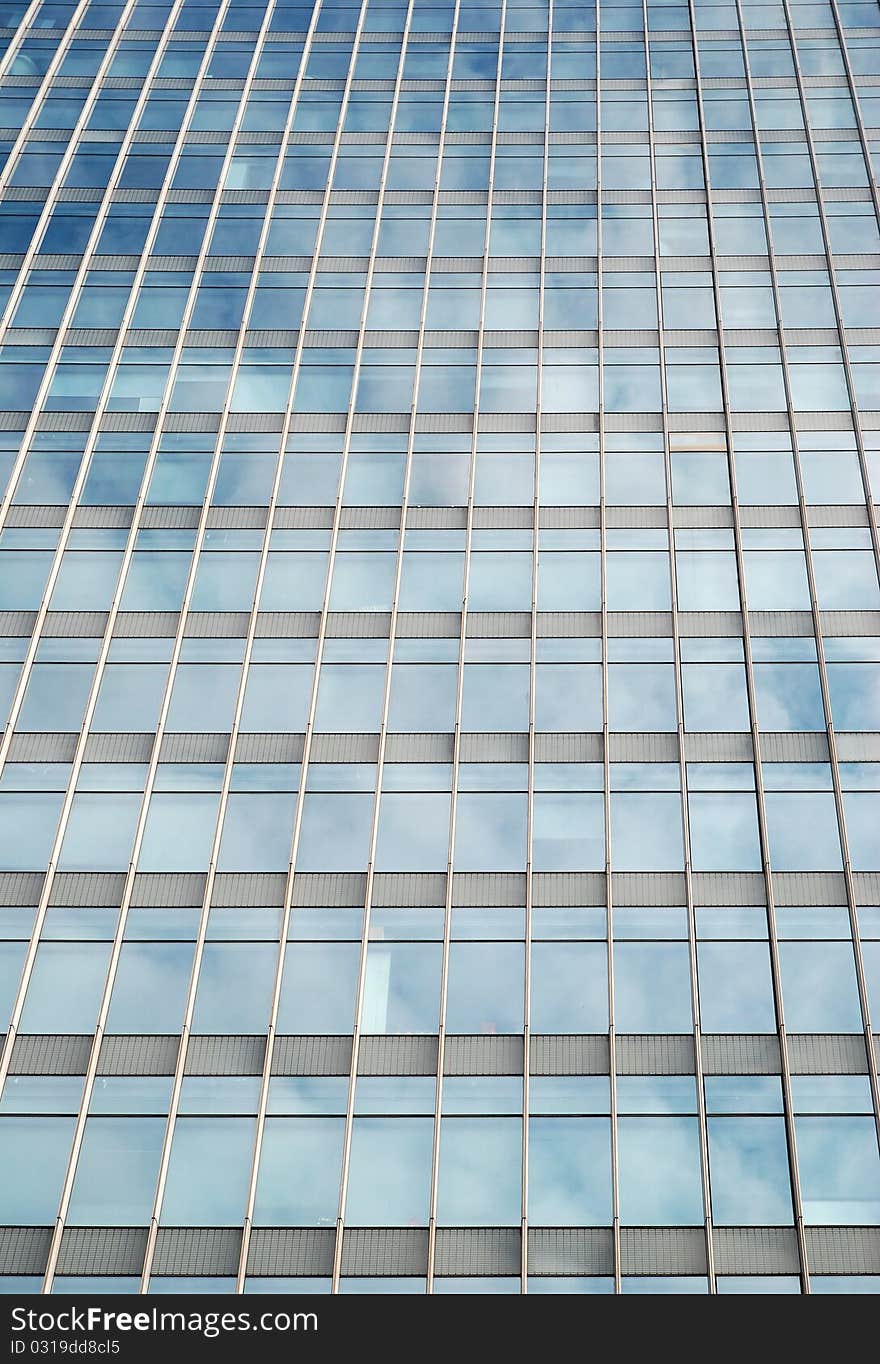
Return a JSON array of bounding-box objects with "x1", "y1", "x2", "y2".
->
[{"x1": 0, "y1": 0, "x2": 878, "y2": 1298}]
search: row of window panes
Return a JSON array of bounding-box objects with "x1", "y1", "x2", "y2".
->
[
  {"x1": 4, "y1": 929, "x2": 880, "y2": 1033},
  {"x1": 2, "y1": 1103, "x2": 879, "y2": 1227}
]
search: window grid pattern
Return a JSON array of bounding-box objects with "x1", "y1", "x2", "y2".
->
[{"x1": 0, "y1": 0, "x2": 878, "y2": 1297}]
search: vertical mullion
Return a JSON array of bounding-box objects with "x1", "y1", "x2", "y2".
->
[
  {"x1": 522, "y1": 0, "x2": 553, "y2": 1298},
  {"x1": 595, "y1": 0, "x2": 621, "y2": 1299},
  {"x1": 136, "y1": 0, "x2": 374, "y2": 1297},
  {"x1": 425, "y1": 0, "x2": 509, "y2": 1296},
  {"x1": 318, "y1": 0, "x2": 419, "y2": 1295},
  {"x1": 692, "y1": 0, "x2": 812, "y2": 1293},
  {"x1": 641, "y1": 0, "x2": 715, "y2": 1291}
]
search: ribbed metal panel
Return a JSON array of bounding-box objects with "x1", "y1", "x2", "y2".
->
[
  {"x1": 271, "y1": 1037, "x2": 353, "y2": 1077},
  {"x1": 292, "y1": 874, "x2": 366, "y2": 907},
  {"x1": 97, "y1": 1035, "x2": 179, "y2": 1076},
  {"x1": 820, "y1": 610, "x2": 880, "y2": 637},
  {"x1": 56, "y1": 1228, "x2": 148, "y2": 1276},
  {"x1": 532, "y1": 613, "x2": 600, "y2": 638},
  {"x1": 357, "y1": 1036, "x2": 438, "y2": 1076},
  {"x1": 210, "y1": 873, "x2": 287, "y2": 907},
  {"x1": 383, "y1": 733, "x2": 455, "y2": 763},
  {"x1": 677, "y1": 610, "x2": 743, "y2": 637},
  {"x1": 477, "y1": 413, "x2": 535, "y2": 434},
  {"x1": 114, "y1": 611, "x2": 179, "y2": 637},
  {"x1": 325, "y1": 612, "x2": 391, "y2": 638},
  {"x1": 533, "y1": 733, "x2": 604, "y2": 762},
  {"x1": 49, "y1": 873, "x2": 126, "y2": 907},
  {"x1": 205, "y1": 506, "x2": 268, "y2": 529},
  {"x1": 339, "y1": 1229, "x2": 428, "y2": 1276},
  {"x1": 184, "y1": 612, "x2": 250, "y2": 639},
  {"x1": 786, "y1": 1034, "x2": 868, "y2": 1075},
  {"x1": 310, "y1": 733, "x2": 380, "y2": 764},
  {"x1": 606, "y1": 610, "x2": 672, "y2": 637},
  {"x1": 5, "y1": 505, "x2": 66, "y2": 528},
  {"x1": 42, "y1": 611, "x2": 108, "y2": 637},
  {"x1": 71, "y1": 506, "x2": 134, "y2": 529},
  {"x1": 35, "y1": 412, "x2": 92, "y2": 431},
  {"x1": 0, "y1": 1227, "x2": 52, "y2": 1275},
  {"x1": 232, "y1": 733, "x2": 305, "y2": 764},
  {"x1": 747, "y1": 610, "x2": 814, "y2": 637},
  {"x1": 459, "y1": 732, "x2": 530, "y2": 762},
  {"x1": 246, "y1": 1229, "x2": 335, "y2": 1277},
  {"x1": 713, "y1": 1228, "x2": 800, "y2": 1276},
  {"x1": 130, "y1": 873, "x2": 207, "y2": 907},
  {"x1": 82, "y1": 733, "x2": 155, "y2": 762},
  {"x1": 691, "y1": 872, "x2": 767, "y2": 906},
  {"x1": 443, "y1": 1036, "x2": 524, "y2": 1076},
  {"x1": 606, "y1": 506, "x2": 667, "y2": 529},
  {"x1": 772, "y1": 872, "x2": 847, "y2": 906},
  {"x1": 255, "y1": 611, "x2": 321, "y2": 638},
  {"x1": 396, "y1": 611, "x2": 461, "y2": 638},
  {"x1": 433, "y1": 1229, "x2": 521, "y2": 1276},
  {"x1": 607, "y1": 732, "x2": 679, "y2": 761},
  {"x1": 405, "y1": 506, "x2": 468, "y2": 530},
  {"x1": 616, "y1": 1035, "x2": 695, "y2": 1076},
  {"x1": 370, "y1": 873, "x2": 446, "y2": 908},
  {"x1": 701, "y1": 1035, "x2": 782, "y2": 1075},
  {"x1": 124, "y1": 331, "x2": 179, "y2": 350},
  {"x1": 451, "y1": 873, "x2": 526, "y2": 907},
  {"x1": 611, "y1": 873, "x2": 686, "y2": 906},
  {"x1": 97, "y1": 410, "x2": 157, "y2": 431},
  {"x1": 529, "y1": 1036, "x2": 610, "y2": 1076},
  {"x1": 804, "y1": 1227, "x2": 880, "y2": 1275},
  {"x1": 757, "y1": 732, "x2": 830, "y2": 762},
  {"x1": 682, "y1": 732, "x2": 754, "y2": 761},
  {"x1": 0, "y1": 872, "x2": 43, "y2": 906},
  {"x1": 527, "y1": 1228, "x2": 614, "y2": 1276},
  {"x1": 162, "y1": 412, "x2": 219, "y2": 433},
  {"x1": 854, "y1": 873, "x2": 880, "y2": 903},
  {"x1": 531, "y1": 874, "x2": 606, "y2": 907},
  {"x1": 271, "y1": 508, "x2": 334, "y2": 530},
  {"x1": 339, "y1": 507, "x2": 401, "y2": 529},
  {"x1": 472, "y1": 506, "x2": 533, "y2": 529},
  {"x1": 740, "y1": 505, "x2": 802, "y2": 528},
  {"x1": 466, "y1": 611, "x2": 532, "y2": 639},
  {"x1": 10, "y1": 1034, "x2": 92, "y2": 1075},
  {"x1": 541, "y1": 413, "x2": 600, "y2": 435},
  {"x1": 158, "y1": 732, "x2": 230, "y2": 763},
  {"x1": 140, "y1": 506, "x2": 201, "y2": 529},
  {"x1": 0, "y1": 611, "x2": 38, "y2": 636},
  {"x1": 619, "y1": 1228, "x2": 707, "y2": 1276},
  {"x1": 185, "y1": 1036, "x2": 266, "y2": 1076},
  {"x1": 836, "y1": 733, "x2": 880, "y2": 762},
  {"x1": 537, "y1": 507, "x2": 601, "y2": 530},
  {"x1": 807, "y1": 505, "x2": 869, "y2": 528},
  {"x1": 672, "y1": 506, "x2": 734, "y2": 529},
  {"x1": 6, "y1": 732, "x2": 78, "y2": 762},
  {"x1": 152, "y1": 1228, "x2": 242, "y2": 1276}
]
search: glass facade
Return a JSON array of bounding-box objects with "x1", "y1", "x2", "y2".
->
[{"x1": 0, "y1": 0, "x2": 878, "y2": 1296}]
